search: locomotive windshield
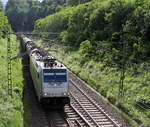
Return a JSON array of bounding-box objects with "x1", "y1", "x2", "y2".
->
[{"x1": 43, "y1": 69, "x2": 67, "y2": 82}]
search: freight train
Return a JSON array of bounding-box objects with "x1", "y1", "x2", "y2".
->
[{"x1": 20, "y1": 35, "x2": 70, "y2": 107}]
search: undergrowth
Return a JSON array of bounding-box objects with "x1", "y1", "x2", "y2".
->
[{"x1": 0, "y1": 35, "x2": 23, "y2": 127}]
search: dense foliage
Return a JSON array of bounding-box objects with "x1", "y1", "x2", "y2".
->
[
  {"x1": 34, "y1": 7, "x2": 74, "y2": 33},
  {"x1": 66, "y1": 0, "x2": 91, "y2": 6},
  {"x1": 42, "y1": 0, "x2": 66, "y2": 5},
  {"x1": 0, "y1": 11, "x2": 10, "y2": 38},
  {"x1": 0, "y1": 35, "x2": 24, "y2": 127},
  {"x1": 34, "y1": 0, "x2": 150, "y2": 64},
  {"x1": 5, "y1": 0, "x2": 66, "y2": 31},
  {"x1": 0, "y1": 0, "x2": 3, "y2": 11},
  {"x1": 0, "y1": 10, "x2": 23, "y2": 127}
]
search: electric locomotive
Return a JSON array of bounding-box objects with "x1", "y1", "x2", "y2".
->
[{"x1": 21, "y1": 36, "x2": 70, "y2": 107}]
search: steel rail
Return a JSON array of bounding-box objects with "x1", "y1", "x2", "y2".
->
[
  {"x1": 70, "y1": 92, "x2": 100, "y2": 127},
  {"x1": 45, "y1": 111, "x2": 70, "y2": 127},
  {"x1": 70, "y1": 79, "x2": 121, "y2": 127},
  {"x1": 69, "y1": 104, "x2": 93, "y2": 127},
  {"x1": 75, "y1": 119, "x2": 83, "y2": 127},
  {"x1": 66, "y1": 118, "x2": 75, "y2": 127}
]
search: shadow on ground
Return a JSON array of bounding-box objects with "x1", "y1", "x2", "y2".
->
[{"x1": 22, "y1": 55, "x2": 47, "y2": 127}]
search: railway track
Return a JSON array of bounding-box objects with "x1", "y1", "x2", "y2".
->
[
  {"x1": 65, "y1": 104, "x2": 93, "y2": 127},
  {"x1": 44, "y1": 104, "x2": 92, "y2": 127},
  {"x1": 69, "y1": 79, "x2": 121, "y2": 127},
  {"x1": 45, "y1": 111, "x2": 68, "y2": 127}
]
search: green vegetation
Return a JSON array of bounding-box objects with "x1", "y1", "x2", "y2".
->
[
  {"x1": 34, "y1": 6, "x2": 74, "y2": 33},
  {"x1": 66, "y1": 0, "x2": 91, "y2": 6},
  {"x1": 0, "y1": 11, "x2": 10, "y2": 38},
  {"x1": 0, "y1": 35, "x2": 23, "y2": 127},
  {"x1": 5, "y1": 0, "x2": 66, "y2": 31},
  {"x1": 0, "y1": 0, "x2": 3, "y2": 11},
  {"x1": 5, "y1": 0, "x2": 92, "y2": 32},
  {"x1": 0, "y1": 10, "x2": 23, "y2": 127},
  {"x1": 34, "y1": 0, "x2": 150, "y2": 63},
  {"x1": 35, "y1": 0, "x2": 150, "y2": 126},
  {"x1": 3, "y1": 0, "x2": 150, "y2": 126}
]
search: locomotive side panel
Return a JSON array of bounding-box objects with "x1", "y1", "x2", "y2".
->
[{"x1": 30, "y1": 57, "x2": 42, "y2": 101}]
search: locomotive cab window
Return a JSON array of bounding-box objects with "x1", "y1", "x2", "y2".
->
[
  {"x1": 55, "y1": 73, "x2": 67, "y2": 82},
  {"x1": 44, "y1": 73, "x2": 55, "y2": 82},
  {"x1": 43, "y1": 69, "x2": 67, "y2": 82},
  {"x1": 38, "y1": 73, "x2": 39, "y2": 78}
]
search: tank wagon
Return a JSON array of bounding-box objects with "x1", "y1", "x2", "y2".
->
[{"x1": 20, "y1": 35, "x2": 70, "y2": 107}]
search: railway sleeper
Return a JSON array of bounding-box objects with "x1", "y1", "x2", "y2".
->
[
  {"x1": 99, "y1": 121, "x2": 114, "y2": 125},
  {"x1": 67, "y1": 114, "x2": 79, "y2": 118},
  {"x1": 91, "y1": 115, "x2": 107, "y2": 118},
  {"x1": 80, "y1": 104, "x2": 94, "y2": 106},
  {"x1": 66, "y1": 112, "x2": 76, "y2": 115},
  {"x1": 89, "y1": 113, "x2": 105, "y2": 116},
  {"x1": 80, "y1": 101, "x2": 93, "y2": 103},
  {"x1": 92, "y1": 116, "x2": 107, "y2": 119},
  {"x1": 96, "y1": 119, "x2": 110, "y2": 122},
  {"x1": 86, "y1": 110, "x2": 101, "y2": 113},
  {"x1": 84, "y1": 107, "x2": 98, "y2": 110},
  {"x1": 99, "y1": 123, "x2": 115, "y2": 126},
  {"x1": 83, "y1": 109, "x2": 98, "y2": 111},
  {"x1": 77, "y1": 99, "x2": 90, "y2": 102},
  {"x1": 76, "y1": 122, "x2": 88, "y2": 127}
]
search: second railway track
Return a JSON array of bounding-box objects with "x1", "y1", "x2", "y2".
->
[{"x1": 68, "y1": 79, "x2": 121, "y2": 127}]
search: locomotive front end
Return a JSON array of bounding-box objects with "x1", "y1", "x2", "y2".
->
[
  {"x1": 40, "y1": 59, "x2": 70, "y2": 107},
  {"x1": 42, "y1": 69, "x2": 69, "y2": 97}
]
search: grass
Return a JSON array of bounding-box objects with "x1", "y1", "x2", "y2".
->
[
  {"x1": 0, "y1": 35, "x2": 24, "y2": 127},
  {"x1": 36, "y1": 40, "x2": 150, "y2": 127}
]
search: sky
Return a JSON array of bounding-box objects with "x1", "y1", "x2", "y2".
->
[
  {"x1": 1, "y1": 0, "x2": 7, "y2": 5},
  {"x1": 1, "y1": 0, "x2": 43, "y2": 5}
]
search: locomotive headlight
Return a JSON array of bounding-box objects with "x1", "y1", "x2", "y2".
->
[
  {"x1": 44, "y1": 93, "x2": 48, "y2": 96},
  {"x1": 63, "y1": 92, "x2": 68, "y2": 96}
]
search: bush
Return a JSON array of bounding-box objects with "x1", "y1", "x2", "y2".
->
[
  {"x1": 0, "y1": 11, "x2": 10, "y2": 38},
  {"x1": 0, "y1": 36, "x2": 23, "y2": 127},
  {"x1": 79, "y1": 40, "x2": 92, "y2": 57},
  {"x1": 107, "y1": 92, "x2": 117, "y2": 104}
]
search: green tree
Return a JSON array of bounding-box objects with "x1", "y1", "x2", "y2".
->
[
  {"x1": 79, "y1": 40, "x2": 92, "y2": 58},
  {"x1": 6, "y1": 0, "x2": 31, "y2": 31},
  {"x1": 42, "y1": 0, "x2": 66, "y2": 6},
  {"x1": 0, "y1": 0, "x2": 3, "y2": 11},
  {"x1": 0, "y1": 12, "x2": 10, "y2": 38},
  {"x1": 66, "y1": 0, "x2": 91, "y2": 6},
  {"x1": 6, "y1": 0, "x2": 66, "y2": 31}
]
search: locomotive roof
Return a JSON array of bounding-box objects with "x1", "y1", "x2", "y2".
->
[
  {"x1": 24, "y1": 36, "x2": 66, "y2": 70},
  {"x1": 23, "y1": 37, "x2": 32, "y2": 43},
  {"x1": 30, "y1": 52, "x2": 66, "y2": 70}
]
